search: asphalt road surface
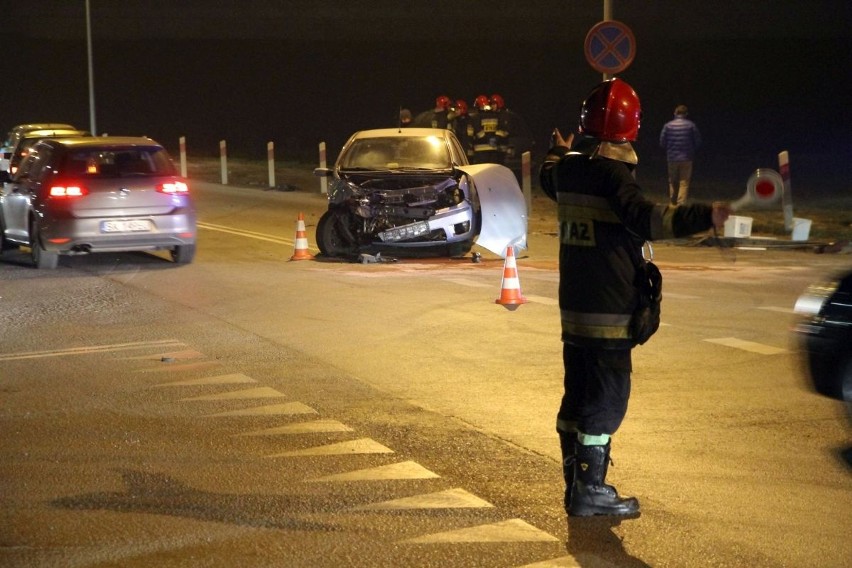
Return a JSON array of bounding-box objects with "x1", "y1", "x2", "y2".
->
[{"x1": 1, "y1": 179, "x2": 850, "y2": 567}]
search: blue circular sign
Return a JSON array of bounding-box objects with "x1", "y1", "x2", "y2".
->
[{"x1": 584, "y1": 20, "x2": 636, "y2": 74}]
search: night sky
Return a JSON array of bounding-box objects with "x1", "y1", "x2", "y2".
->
[{"x1": 5, "y1": 1, "x2": 851, "y2": 198}]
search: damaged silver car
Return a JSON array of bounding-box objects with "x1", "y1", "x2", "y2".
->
[{"x1": 313, "y1": 128, "x2": 527, "y2": 258}]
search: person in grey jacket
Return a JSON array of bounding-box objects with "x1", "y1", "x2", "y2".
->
[{"x1": 660, "y1": 105, "x2": 702, "y2": 205}]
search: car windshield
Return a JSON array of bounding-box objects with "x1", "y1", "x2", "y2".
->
[
  {"x1": 59, "y1": 146, "x2": 177, "y2": 177},
  {"x1": 340, "y1": 136, "x2": 452, "y2": 170}
]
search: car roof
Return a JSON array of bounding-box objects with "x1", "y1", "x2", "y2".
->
[
  {"x1": 350, "y1": 128, "x2": 454, "y2": 139},
  {"x1": 11, "y1": 123, "x2": 76, "y2": 132},
  {"x1": 21, "y1": 129, "x2": 89, "y2": 139},
  {"x1": 42, "y1": 136, "x2": 164, "y2": 148}
]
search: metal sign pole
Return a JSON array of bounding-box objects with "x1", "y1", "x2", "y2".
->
[
  {"x1": 86, "y1": 0, "x2": 97, "y2": 135},
  {"x1": 603, "y1": 0, "x2": 612, "y2": 80}
]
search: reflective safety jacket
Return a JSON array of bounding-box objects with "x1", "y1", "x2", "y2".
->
[
  {"x1": 472, "y1": 110, "x2": 510, "y2": 154},
  {"x1": 540, "y1": 145, "x2": 714, "y2": 348}
]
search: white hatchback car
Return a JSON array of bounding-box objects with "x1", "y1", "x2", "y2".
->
[{"x1": 0, "y1": 136, "x2": 196, "y2": 269}]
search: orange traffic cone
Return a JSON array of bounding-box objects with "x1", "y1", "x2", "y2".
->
[
  {"x1": 289, "y1": 212, "x2": 315, "y2": 261},
  {"x1": 495, "y1": 245, "x2": 527, "y2": 311}
]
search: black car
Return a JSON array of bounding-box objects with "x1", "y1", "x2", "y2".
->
[{"x1": 794, "y1": 268, "x2": 852, "y2": 412}]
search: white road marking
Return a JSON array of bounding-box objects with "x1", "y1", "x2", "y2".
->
[
  {"x1": 441, "y1": 277, "x2": 558, "y2": 305},
  {"x1": 758, "y1": 306, "x2": 797, "y2": 314},
  {"x1": 181, "y1": 387, "x2": 285, "y2": 401},
  {"x1": 266, "y1": 438, "x2": 393, "y2": 458},
  {"x1": 207, "y1": 402, "x2": 316, "y2": 417},
  {"x1": 401, "y1": 518, "x2": 559, "y2": 543},
  {"x1": 523, "y1": 294, "x2": 559, "y2": 306},
  {"x1": 0, "y1": 339, "x2": 184, "y2": 361},
  {"x1": 353, "y1": 487, "x2": 494, "y2": 511},
  {"x1": 122, "y1": 349, "x2": 205, "y2": 360},
  {"x1": 156, "y1": 373, "x2": 257, "y2": 387},
  {"x1": 196, "y1": 221, "x2": 294, "y2": 245},
  {"x1": 665, "y1": 292, "x2": 701, "y2": 300},
  {"x1": 442, "y1": 277, "x2": 492, "y2": 288},
  {"x1": 306, "y1": 461, "x2": 440, "y2": 482},
  {"x1": 134, "y1": 361, "x2": 223, "y2": 374},
  {"x1": 237, "y1": 419, "x2": 354, "y2": 436},
  {"x1": 703, "y1": 337, "x2": 788, "y2": 355}
]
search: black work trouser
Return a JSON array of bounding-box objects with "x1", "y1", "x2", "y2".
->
[{"x1": 557, "y1": 342, "x2": 633, "y2": 437}]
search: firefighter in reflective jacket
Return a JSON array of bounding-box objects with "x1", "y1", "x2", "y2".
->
[
  {"x1": 471, "y1": 94, "x2": 510, "y2": 164},
  {"x1": 540, "y1": 78, "x2": 731, "y2": 517}
]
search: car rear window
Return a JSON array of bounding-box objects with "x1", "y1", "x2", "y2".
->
[{"x1": 60, "y1": 146, "x2": 177, "y2": 177}]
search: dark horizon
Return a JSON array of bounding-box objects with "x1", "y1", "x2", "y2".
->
[{"x1": 4, "y1": 1, "x2": 850, "y2": 198}]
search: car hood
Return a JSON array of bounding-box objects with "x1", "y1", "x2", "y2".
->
[{"x1": 457, "y1": 163, "x2": 527, "y2": 258}]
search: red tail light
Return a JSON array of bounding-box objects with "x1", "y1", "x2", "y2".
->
[
  {"x1": 49, "y1": 183, "x2": 88, "y2": 198},
  {"x1": 158, "y1": 181, "x2": 188, "y2": 194}
]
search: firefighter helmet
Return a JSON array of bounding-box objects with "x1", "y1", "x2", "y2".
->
[
  {"x1": 490, "y1": 94, "x2": 505, "y2": 110},
  {"x1": 435, "y1": 95, "x2": 452, "y2": 111},
  {"x1": 579, "y1": 78, "x2": 641, "y2": 143},
  {"x1": 474, "y1": 95, "x2": 490, "y2": 111},
  {"x1": 455, "y1": 99, "x2": 468, "y2": 116}
]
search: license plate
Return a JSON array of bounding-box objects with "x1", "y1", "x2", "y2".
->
[{"x1": 100, "y1": 220, "x2": 153, "y2": 233}]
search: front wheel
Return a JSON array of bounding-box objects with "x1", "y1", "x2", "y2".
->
[
  {"x1": 316, "y1": 210, "x2": 358, "y2": 258},
  {"x1": 171, "y1": 243, "x2": 196, "y2": 264}
]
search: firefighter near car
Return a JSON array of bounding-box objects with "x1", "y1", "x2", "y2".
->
[
  {"x1": 413, "y1": 95, "x2": 454, "y2": 130},
  {"x1": 540, "y1": 78, "x2": 731, "y2": 517},
  {"x1": 471, "y1": 94, "x2": 510, "y2": 165}
]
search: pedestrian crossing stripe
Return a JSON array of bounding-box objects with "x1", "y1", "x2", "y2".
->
[
  {"x1": 267, "y1": 438, "x2": 393, "y2": 458},
  {"x1": 207, "y1": 402, "x2": 317, "y2": 417},
  {"x1": 352, "y1": 487, "x2": 493, "y2": 510},
  {"x1": 237, "y1": 419, "x2": 354, "y2": 436},
  {"x1": 306, "y1": 460, "x2": 440, "y2": 482},
  {"x1": 156, "y1": 373, "x2": 257, "y2": 387},
  {"x1": 703, "y1": 337, "x2": 788, "y2": 355},
  {"x1": 123, "y1": 349, "x2": 205, "y2": 360},
  {"x1": 134, "y1": 360, "x2": 222, "y2": 374},
  {"x1": 180, "y1": 387, "x2": 285, "y2": 401},
  {"x1": 400, "y1": 518, "x2": 559, "y2": 543}
]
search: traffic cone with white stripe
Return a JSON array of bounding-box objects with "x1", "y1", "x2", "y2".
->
[
  {"x1": 495, "y1": 245, "x2": 527, "y2": 311},
  {"x1": 289, "y1": 212, "x2": 314, "y2": 261}
]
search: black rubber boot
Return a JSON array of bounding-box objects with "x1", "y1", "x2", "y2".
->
[
  {"x1": 569, "y1": 443, "x2": 640, "y2": 517},
  {"x1": 558, "y1": 431, "x2": 577, "y2": 511}
]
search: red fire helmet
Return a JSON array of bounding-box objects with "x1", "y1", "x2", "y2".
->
[{"x1": 579, "y1": 78, "x2": 641, "y2": 142}]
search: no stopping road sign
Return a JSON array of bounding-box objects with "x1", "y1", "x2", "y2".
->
[{"x1": 584, "y1": 20, "x2": 636, "y2": 75}]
